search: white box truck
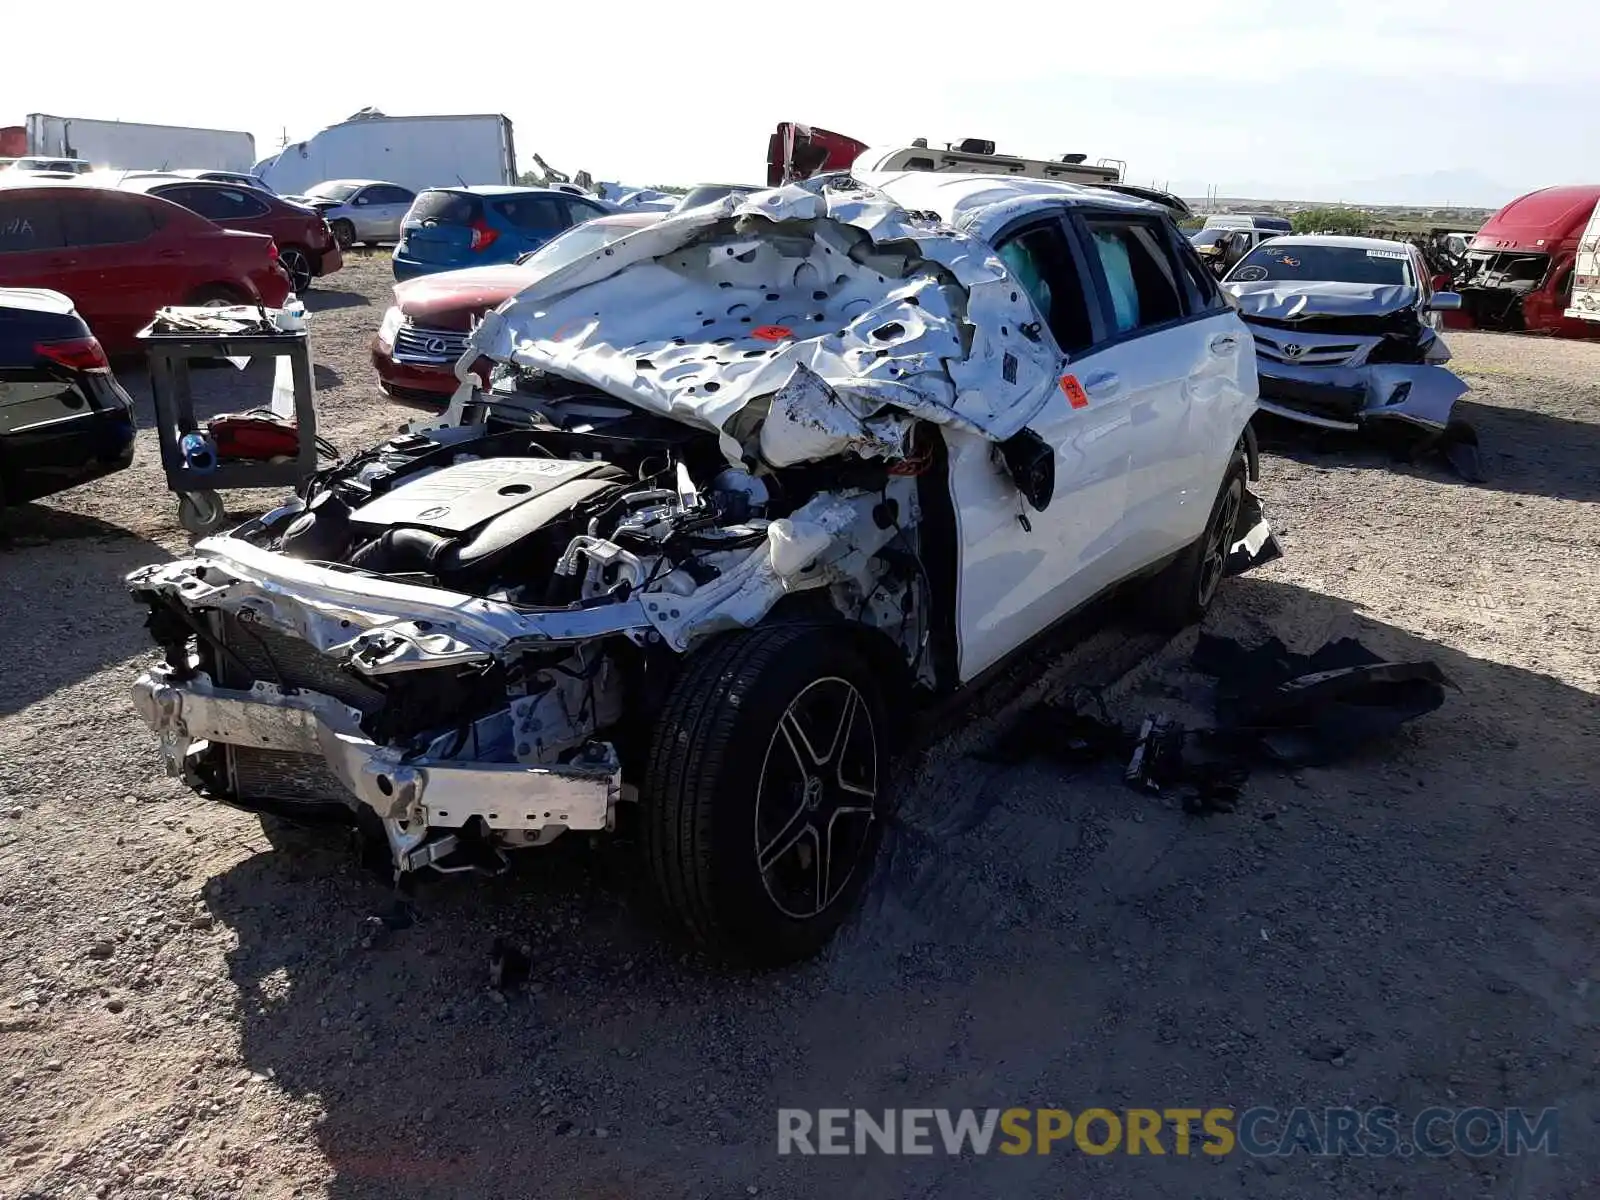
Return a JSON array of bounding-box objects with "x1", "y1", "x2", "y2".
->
[
  {"x1": 23, "y1": 114, "x2": 256, "y2": 171},
  {"x1": 252, "y1": 111, "x2": 517, "y2": 196}
]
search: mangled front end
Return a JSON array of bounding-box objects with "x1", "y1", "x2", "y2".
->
[
  {"x1": 126, "y1": 181, "x2": 1066, "y2": 876},
  {"x1": 1227, "y1": 281, "x2": 1468, "y2": 435}
]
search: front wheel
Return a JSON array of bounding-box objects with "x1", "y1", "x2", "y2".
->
[
  {"x1": 642, "y1": 624, "x2": 889, "y2": 965},
  {"x1": 1140, "y1": 452, "x2": 1247, "y2": 631},
  {"x1": 330, "y1": 220, "x2": 355, "y2": 250}
]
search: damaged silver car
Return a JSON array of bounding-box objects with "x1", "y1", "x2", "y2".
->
[
  {"x1": 1223, "y1": 235, "x2": 1467, "y2": 436},
  {"x1": 129, "y1": 173, "x2": 1272, "y2": 962}
]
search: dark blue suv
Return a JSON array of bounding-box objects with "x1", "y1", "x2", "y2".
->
[{"x1": 392, "y1": 186, "x2": 614, "y2": 280}]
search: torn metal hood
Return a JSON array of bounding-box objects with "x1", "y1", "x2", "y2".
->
[
  {"x1": 464, "y1": 180, "x2": 1061, "y2": 464},
  {"x1": 1225, "y1": 281, "x2": 1420, "y2": 321}
]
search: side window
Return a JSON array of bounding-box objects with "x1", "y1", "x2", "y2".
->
[
  {"x1": 0, "y1": 197, "x2": 67, "y2": 253},
  {"x1": 562, "y1": 198, "x2": 608, "y2": 224},
  {"x1": 219, "y1": 189, "x2": 270, "y2": 218},
  {"x1": 371, "y1": 186, "x2": 414, "y2": 206},
  {"x1": 992, "y1": 220, "x2": 1096, "y2": 356},
  {"x1": 160, "y1": 186, "x2": 223, "y2": 221},
  {"x1": 493, "y1": 195, "x2": 568, "y2": 234},
  {"x1": 61, "y1": 196, "x2": 160, "y2": 247},
  {"x1": 1169, "y1": 224, "x2": 1227, "y2": 312},
  {"x1": 1084, "y1": 216, "x2": 1188, "y2": 335}
]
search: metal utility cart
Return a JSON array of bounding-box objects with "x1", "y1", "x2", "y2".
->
[{"x1": 139, "y1": 317, "x2": 317, "y2": 536}]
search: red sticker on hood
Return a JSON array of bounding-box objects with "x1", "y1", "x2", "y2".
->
[{"x1": 752, "y1": 325, "x2": 793, "y2": 341}]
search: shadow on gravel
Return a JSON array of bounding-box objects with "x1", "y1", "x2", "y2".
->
[
  {"x1": 202, "y1": 577, "x2": 1600, "y2": 1199},
  {"x1": 1253, "y1": 397, "x2": 1600, "y2": 502},
  {"x1": 306, "y1": 289, "x2": 372, "y2": 313},
  {"x1": 0, "y1": 513, "x2": 167, "y2": 717}
]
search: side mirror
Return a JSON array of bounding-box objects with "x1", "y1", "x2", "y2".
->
[
  {"x1": 1428, "y1": 292, "x2": 1462, "y2": 312},
  {"x1": 1000, "y1": 427, "x2": 1054, "y2": 512},
  {"x1": 355, "y1": 195, "x2": 370, "y2": 206}
]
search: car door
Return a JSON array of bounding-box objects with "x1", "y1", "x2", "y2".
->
[
  {"x1": 1069, "y1": 206, "x2": 1254, "y2": 575},
  {"x1": 947, "y1": 210, "x2": 1135, "y2": 680},
  {"x1": 0, "y1": 191, "x2": 75, "y2": 299},
  {"x1": 359, "y1": 186, "x2": 415, "y2": 242},
  {"x1": 57, "y1": 193, "x2": 174, "y2": 348}
]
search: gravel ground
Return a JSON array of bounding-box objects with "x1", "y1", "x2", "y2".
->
[{"x1": 2, "y1": 255, "x2": 1598, "y2": 1199}]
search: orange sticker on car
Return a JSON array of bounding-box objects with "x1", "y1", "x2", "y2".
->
[
  {"x1": 752, "y1": 325, "x2": 793, "y2": 342},
  {"x1": 1060, "y1": 374, "x2": 1090, "y2": 409}
]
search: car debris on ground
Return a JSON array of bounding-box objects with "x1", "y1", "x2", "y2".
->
[{"x1": 983, "y1": 633, "x2": 1453, "y2": 812}]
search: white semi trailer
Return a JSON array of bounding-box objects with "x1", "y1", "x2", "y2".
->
[
  {"x1": 23, "y1": 114, "x2": 256, "y2": 171},
  {"x1": 252, "y1": 110, "x2": 517, "y2": 196}
]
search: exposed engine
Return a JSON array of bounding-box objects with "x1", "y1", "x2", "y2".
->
[{"x1": 130, "y1": 374, "x2": 928, "y2": 869}]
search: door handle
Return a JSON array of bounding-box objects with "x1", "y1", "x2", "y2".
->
[
  {"x1": 44, "y1": 257, "x2": 77, "y2": 268},
  {"x1": 1082, "y1": 370, "x2": 1122, "y2": 398},
  {"x1": 1209, "y1": 333, "x2": 1240, "y2": 354},
  {"x1": 156, "y1": 249, "x2": 184, "y2": 259}
]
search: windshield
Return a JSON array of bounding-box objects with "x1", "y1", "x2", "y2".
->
[
  {"x1": 1190, "y1": 229, "x2": 1228, "y2": 249},
  {"x1": 514, "y1": 220, "x2": 636, "y2": 270},
  {"x1": 304, "y1": 181, "x2": 361, "y2": 201},
  {"x1": 1229, "y1": 243, "x2": 1413, "y2": 287}
]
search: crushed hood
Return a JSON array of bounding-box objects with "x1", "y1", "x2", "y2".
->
[
  {"x1": 1225, "y1": 281, "x2": 1419, "y2": 321},
  {"x1": 394, "y1": 265, "x2": 532, "y2": 327},
  {"x1": 464, "y1": 179, "x2": 1062, "y2": 466}
]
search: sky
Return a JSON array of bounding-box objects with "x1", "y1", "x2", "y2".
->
[{"x1": 6, "y1": 0, "x2": 1598, "y2": 208}]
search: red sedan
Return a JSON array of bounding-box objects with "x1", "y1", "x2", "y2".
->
[
  {"x1": 371, "y1": 211, "x2": 657, "y2": 401},
  {"x1": 0, "y1": 184, "x2": 291, "y2": 354},
  {"x1": 122, "y1": 178, "x2": 343, "y2": 295}
]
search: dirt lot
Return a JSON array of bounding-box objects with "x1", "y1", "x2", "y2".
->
[{"x1": 2, "y1": 254, "x2": 1598, "y2": 1199}]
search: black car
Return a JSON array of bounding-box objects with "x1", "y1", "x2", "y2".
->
[{"x1": 0, "y1": 287, "x2": 136, "y2": 515}]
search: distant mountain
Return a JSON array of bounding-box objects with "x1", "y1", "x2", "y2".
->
[{"x1": 1169, "y1": 169, "x2": 1518, "y2": 210}]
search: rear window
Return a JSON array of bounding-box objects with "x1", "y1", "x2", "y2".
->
[
  {"x1": 0, "y1": 196, "x2": 66, "y2": 252},
  {"x1": 491, "y1": 194, "x2": 567, "y2": 233},
  {"x1": 408, "y1": 190, "x2": 482, "y2": 226}
]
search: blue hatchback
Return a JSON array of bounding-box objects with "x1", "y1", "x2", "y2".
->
[{"x1": 391, "y1": 186, "x2": 615, "y2": 280}]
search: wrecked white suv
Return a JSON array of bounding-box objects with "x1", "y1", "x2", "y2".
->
[{"x1": 129, "y1": 172, "x2": 1269, "y2": 963}]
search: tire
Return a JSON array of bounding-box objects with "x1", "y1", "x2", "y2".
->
[
  {"x1": 187, "y1": 285, "x2": 245, "y2": 308},
  {"x1": 279, "y1": 246, "x2": 313, "y2": 294},
  {"x1": 177, "y1": 489, "x2": 226, "y2": 536},
  {"x1": 1140, "y1": 450, "x2": 1247, "y2": 632},
  {"x1": 642, "y1": 623, "x2": 890, "y2": 965},
  {"x1": 330, "y1": 220, "x2": 355, "y2": 250}
]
